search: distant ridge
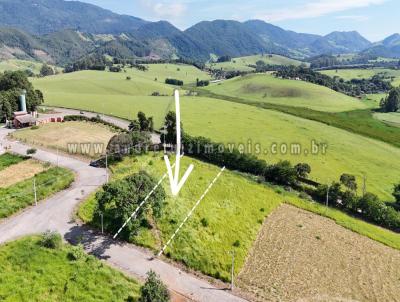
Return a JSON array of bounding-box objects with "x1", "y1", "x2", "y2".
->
[{"x1": 0, "y1": 0, "x2": 399, "y2": 63}]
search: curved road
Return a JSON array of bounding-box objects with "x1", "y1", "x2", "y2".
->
[{"x1": 0, "y1": 127, "x2": 247, "y2": 302}]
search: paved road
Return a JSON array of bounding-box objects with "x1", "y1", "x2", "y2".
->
[{"x1": 0, "y1": 127, "x2": 247, "y2": 302}]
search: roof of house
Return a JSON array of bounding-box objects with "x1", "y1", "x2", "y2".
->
[{"x1": 15, "y1": 114, "x2": 36, "y2": 124}]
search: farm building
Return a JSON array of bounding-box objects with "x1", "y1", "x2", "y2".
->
[{"x1": 10, "y1": 91, "x2": 64, "y2": 128}]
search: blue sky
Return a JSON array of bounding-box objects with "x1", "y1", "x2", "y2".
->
[{"x1": 82, "y1": 0, "x2": 398, "y2": 41}]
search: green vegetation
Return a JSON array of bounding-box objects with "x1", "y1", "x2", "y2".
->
[
  {"x1": 139, "y1": 271, "x2": 170, "y2": 302},
  {"x1": 0, "y1": 71, "x2": 44, "y2": 122},
  {"x1": 0, "y1": 153, "x2": 26, "y2": 171},
  {"x1": 208, "y1": 54, "x2": 305, "y2": 72},
  {"x1": 320, "y1": 68, "x2": 400, "y2": 82},
  {"x1": 205, "y1": 73, "x2": 367, "y2": 112},
  {"x1": 79, "y1": 154, "x2": 287, "y2": 281},
  {"x1": 79, "y1": 153, "x2": 400, "y2": 281},
  {"x1": 374, "y1": 112, "x2": 400, "y2": 127},
  {"x1": 0, "y1": 59, "x2": 44, "y2": 75},
  {"x1": 0, "y1": 167, "x2": 74, "y2": 218},
  {"x1": 35, "y1": 66, "x2": 400, "y2": 200},
  {"x1": 39, "y1": 82, "x2": 400, "y2": 200},
  {"x1": 287, "y1": 198, "x2": 400, "y2": 250},
  {"x1": 0, "y1": 236, "x2": 140, "y2": 301}
]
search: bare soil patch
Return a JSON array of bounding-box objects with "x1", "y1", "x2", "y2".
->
[
  {"x1": 237, "y1": 204, "x2": 400, "y2": 302},
  {"x1": 0, "y1": 159, "x2": 47, "y2": 188}
]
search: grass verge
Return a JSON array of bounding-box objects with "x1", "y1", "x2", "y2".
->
[
  {"x1": 0, "y1": 167, "x2": 74, "y2": 219},
  {"x1": 0, "y1": 153, "x2": 27, "y2": 171},
  {"x1": 0, "y1": 236, "x2": 140, "y2": 301}
]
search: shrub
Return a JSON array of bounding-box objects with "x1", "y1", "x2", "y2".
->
[
  {"x1": 30, "y1": 125, "x2": 39, "y2": 130},
  {"x1": 40, "y1": 231, "x2": 62, "y2": 249},
  {"x1": 139, "y1": 270, "x2": 170, "y2": 302},
  {"x1": 26, "y1": 148, "x2": 37, "y2": 155},
  {"x1": 200, "y1": 218, "x2": 209, "y2": 227},
  {"x1": 165, "y1": 78, "x2": 183, "y2": 86},
  {"x1": 68, "y1": 244, "x2": 86, "y2": 261}
]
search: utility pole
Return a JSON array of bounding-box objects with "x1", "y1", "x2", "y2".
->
[
  {"x1": 100, "y1": 213, "x2": 104, "y2": 234},
  {"x1": 33, "y1": 178, "x2": 37, "y2": 206},
  {"x1": 326, "y1": 184, "x2": 330, "y2": 208},
  {"x1": 105, "y1": 153, "x2": 109, "y2": 183},
  {"x1": 229, "y1": 250, "x2": 235, "y2": 291}
]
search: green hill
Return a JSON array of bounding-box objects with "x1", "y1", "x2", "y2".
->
[
  {"x1": 205, "y1": 73, "x2": 367, "y2": 112},
  {"x1": 208, "y1": 54, "x2": 305, "y2": 71}
]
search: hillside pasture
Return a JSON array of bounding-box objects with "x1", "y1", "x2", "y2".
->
[
  {"x1": 0, "y1": 59, "x2": 42, "y2": 74},
  {"x1": 205, "y1": 73, "x2": 368, "y2": 112},
  {"x1": 0, "y1": 236, "x2": 140, "y2": 301},
  {"x1": 374, "y1": 112, "x2": 400, "y2": 127},
  {"x1": 238, "y1": 204, "x2": 400, "y2": 302},
  {"x1": 320, "y1": 68, "x2": 400, "y2": 83},
  {"x1": 79, "y1": 153, "x2": 291, "y2": 281},
  {"x1": 12, "y1": 121, "x2": 116, "y2": 158},
  {"x1": 39, "y1": 84, "x2": 400, "y2": 200},
  {"x1": 208, "y1": 54, "x2": 305, "y2": 71},
  {"x1": 130, "y1": 63, "x2": 211, "y2": 84}
]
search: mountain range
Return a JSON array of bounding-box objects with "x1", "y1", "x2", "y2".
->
[{"x1": 0, "y1": 0, "x2": 399, "y2": 65}]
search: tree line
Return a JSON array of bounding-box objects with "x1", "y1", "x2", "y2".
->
[
  {"x1": 100, "y1": 110, "x2": 400, "y2": 233},
  {"x1": 275, "y1": 66, "x2": 392, "y2": 96}
]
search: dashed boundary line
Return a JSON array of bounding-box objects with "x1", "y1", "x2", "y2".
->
[{"x1": 157, "y1": 166, "x2": 225, "y2": 257}]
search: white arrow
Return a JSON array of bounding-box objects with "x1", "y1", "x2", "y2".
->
[{"x1": 164, "y1": 90, "x2": 194, "y2": 196}]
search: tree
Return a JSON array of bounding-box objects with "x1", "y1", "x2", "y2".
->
[
  {"x1": 340, "y1": 174, "x2": 357, "y2": 191},
  {"x1": 95, "y1": 171, "x2": 166, "y2": 240},
  {"x1": 139, "y1": 270, "x2": 170, "y2": 302},
  {"x1": 106, "y1": 133, "x2": 133, "y2": 158},
  {"x1": 40, "y1": 64, "x2": 54, "y2": 77},
  {"x1": 0, "y1": 71, "x2": 43, "y2": 122},
  {"x1": 265, "y1": 161, "x2": 297, "y2": 186},
  {"x1": 393, "y1": 183, "x2": 400, "y2": 204},
  {"x1": 380, "y1": 87, "x2": 400, "y2": 112},
  {"x1": 128, "y1": 120, "x2": 140, "y2": 132},
  {"x1": 163, "y1": 111, "x2": 179, "y2": 145},
  {"x1": 295, "y1": 163, "x2": 311, "y2": 178}
]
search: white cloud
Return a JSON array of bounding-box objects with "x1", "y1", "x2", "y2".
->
[
  {"x1": 139, "y1": 0, "x2": 187, "y2": 19},
  {"x1": 335, "y1": 15, "x2": 369, "y2": 21},
  {"x1": 257, "y1": 0, "x2": 386, "y2": 22}
]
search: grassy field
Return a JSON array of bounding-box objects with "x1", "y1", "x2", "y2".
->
[
  {"x1": 238, "y1": 204, "x2": 400, "y2": 302},
  {"x1": 374, "y1": 112, "x2": 400, "y2": 127},
  {"x1": 39, "y1": 89, "x2": 400, "y2": 200},
  {"x1": 79, "y1": 153, "x2": 294, "y2": 281},
  {"x1": 205, "y1": 73, "x2": 368, "y2": 112},
  {"x1": 0, "y1": 167, "x2": 74, "y2": 219},
  {"x1": 0, "y1": 236, "x2": 140, "y2": 301},
  {"x1": 79, "y1": 153, "x2": 400, "y2": 282},
  {"x1": 0, "y1": 59, "x2": 42, "y2": 74},
  {"x1": 0, "y1": 159, "x2": 48, "y2": 188},
  {"x1": 130, "y1": 63, "x2": 211, "y2": 84},
  {"x1": 0, "y1": 153, "x2": 26, "y2": 171},
  {"x1": 0, "y1": 59, "x2": 59, "y2": 75},
  {"x1": 208, "y1": 55, "x2": 306, "y2": 72},
  {"x1": 12, "y1": 121, "x2": 117, "y2": 158},
  {"x1": 320, "y1": 68, "x2": 400, "y2": 83}
]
